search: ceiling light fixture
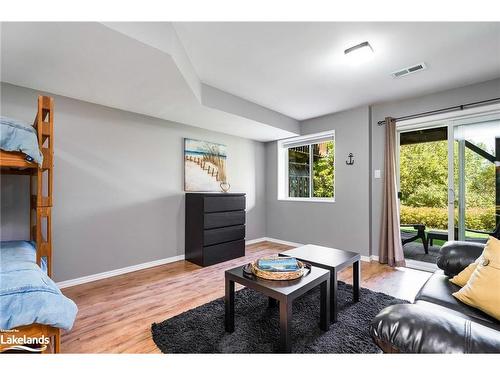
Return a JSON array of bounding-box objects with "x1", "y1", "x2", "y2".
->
[{"x1": 344, "y1": 41, "x2": 374, "y2": 64}]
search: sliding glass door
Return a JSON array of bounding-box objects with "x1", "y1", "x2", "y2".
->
[
  {"x1": 397, "y1": 107, "x2": 500, "y2": 264},
  {"x1": 452, "y1": 115, "x2": 499, "y2": 243},
  {"x1": 397, "y1": 124, "x2": 451, "y2": 262}
]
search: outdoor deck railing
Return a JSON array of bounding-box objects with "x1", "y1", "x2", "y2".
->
[{"x1": 289, "y1": 176, "x2": 309, "y2": 197}]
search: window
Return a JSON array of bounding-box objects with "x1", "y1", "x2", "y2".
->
[{"x1": 277, "y1": 131, "x2": 335, "y2": 202}]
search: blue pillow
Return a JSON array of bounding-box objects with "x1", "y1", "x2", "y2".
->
[{"x1": 0, "y1": 116, "x2": 43, "y2": 166}]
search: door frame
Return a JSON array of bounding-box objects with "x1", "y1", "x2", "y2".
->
[
  {"x1": 396, "y1": 122, "x2": 453, "y2": 239},
  {"x1": 396, "y1": 103, "x2": 500, "y2": 250}
]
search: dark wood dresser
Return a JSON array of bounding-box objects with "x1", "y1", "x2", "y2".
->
[{"x1": 185, "y1": 193, "x2": 246, "y2": 266}]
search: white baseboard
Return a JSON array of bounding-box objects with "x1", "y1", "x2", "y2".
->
[
  {"x1": 57, "y1": 238, "x2": 378, "y2": 289},
  {"x1": 250, "y1": 237, "x2": 377, "y2": 263},
  {"x1": 58, "y1": 238, "x2": 271, "y2": 289},
  {"x1": 244, "y1": 237, "x2": 268, "y2": 245},
  {"x1": 57, "y1": 254, "x2": 185, "y2": 289},
  {"x1": 58, "y1": 238, "x2": 266, "y2": 289},
  {"x1": 358, "y1": 255, "x2": 379, "y2": 262},
  {"x1": 257, "y1": 237, "x2": 304, "y2": 247}
]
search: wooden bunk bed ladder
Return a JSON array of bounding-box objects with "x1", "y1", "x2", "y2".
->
[
  {"x1": 30, "y1": 205, "x2": 53, "y2": 277},
  {"x1": 33, "y1": 96, "x2": 54, "y2": 207},
  {"x1": 28, "y1": 96, "x2": 54, "y2": 277}
]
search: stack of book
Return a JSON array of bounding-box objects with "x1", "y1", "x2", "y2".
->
[{"x1": 256, "y1": 257, "x2": 300, "y2": 272}]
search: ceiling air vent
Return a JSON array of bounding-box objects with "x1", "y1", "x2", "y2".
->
[{"x1": 391, "y1": 62, "x2": 427, "y2": 78}]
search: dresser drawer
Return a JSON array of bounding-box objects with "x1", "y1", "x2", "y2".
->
[
  {"x1": 204, "y1": 225, "x2": 245, "y2": 246},
  {"x1": 203, "y1": 195, "x2": 245, "y2": 213},
  {"x1": 204, "y1": 211, "x2": 245, "y2": 229},
  {"x1": 203, "y1": 239, "x2": 245, "y2": 266}
]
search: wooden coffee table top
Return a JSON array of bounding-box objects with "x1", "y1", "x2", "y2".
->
[
  {"x1": 280, "y1": 244, "x2": 360, "y2": 270},
  {"x1": 225, "y1": 265, "x2": 329, "y2": 299}
]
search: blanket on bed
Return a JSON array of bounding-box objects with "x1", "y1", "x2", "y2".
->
[
  {"x1": 0, "y1": 241, "x2": 77, "y2": 330},
  {"x1": 0, "y1": 116, "x2": 43, "y2": 166}
]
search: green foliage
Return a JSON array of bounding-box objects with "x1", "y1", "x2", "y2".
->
[
  {"x1": 400, "y1": 140, "x2": 495, "y2": 209},
  {"x1": 400, "y1": 205, "x2": 496, "y2": 231},
  {"x1": 399, "y1": 139, "x2": 496, "y2": 231},
  {"x1": 313, "y1": 142, "x2": 335, "y2": 198},
  {"x1": 400, "y1": 141, "x2": 449, "y2": 207}
]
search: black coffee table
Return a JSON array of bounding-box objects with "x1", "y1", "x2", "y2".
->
[
  {"x1": 225, "y1": 265, "x2": 330, "y2": 353},
  {"x1": 280, "y1": 244, "x2": 361, "y2": 323}
]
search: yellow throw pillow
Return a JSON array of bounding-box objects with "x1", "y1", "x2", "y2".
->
[
  {"x1": 452, "y1": 237, "x2": 500, "y2": 320},
  {"x1": 450, "y1": 257, "x2": 482, "y2": 287}
]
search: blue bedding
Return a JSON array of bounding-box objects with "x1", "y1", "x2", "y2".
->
[
  {"x1": 0, "y1": 116, "x2": 43, "y2": 166},
  {"x1": 0, "y1": 241, "x2": 77, "y2": 330}
]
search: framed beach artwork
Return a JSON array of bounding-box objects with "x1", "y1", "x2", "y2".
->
[{"x1": 184, "y1": 138, "x2": 228, "y2": 192}]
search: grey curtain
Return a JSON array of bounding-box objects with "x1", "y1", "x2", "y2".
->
[{"x1": 379, "y1": 117, "x2": 406, "y2": 267}]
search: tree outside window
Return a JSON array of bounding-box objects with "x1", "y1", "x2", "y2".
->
[{"x1": 287, "y1": 140, "x2": 334, "y2": 199}]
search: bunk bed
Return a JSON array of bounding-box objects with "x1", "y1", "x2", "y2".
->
[{"x1": 0, "y1": 96, "x2": 77, "y2": 354}]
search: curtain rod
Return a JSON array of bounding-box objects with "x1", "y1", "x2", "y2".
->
[{"x1": 377, "y1": 97, "x2": 500, "y2": 126}]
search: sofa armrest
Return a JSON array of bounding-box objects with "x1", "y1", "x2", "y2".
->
[
  {"x1": 370, "y1": 304, "x2": 500, "y2": 353},
  {"x1": 436, "y1": 241, "x2": 484, "y2": 276}
]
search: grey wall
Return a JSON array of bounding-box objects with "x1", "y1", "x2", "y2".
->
[
  {"x1": 371, "y1": 78, "x2": 500, "y2": 256},
  {"x1": 266, "y1": 106, "x2": 371, "y2": 256},
  {"x1": 3, "y1": 77, "x2": 499, "y2": 281},
  {"x1": 265, "y1": 78, "x2": 500, "y2": 259},
  {"x1": 0, "y1": 83, "x2": 267, "y2": 281}
]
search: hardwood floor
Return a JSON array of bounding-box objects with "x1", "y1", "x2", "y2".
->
[{"x1": 60, "y1": 241, "x2": 431, "y2": 353}]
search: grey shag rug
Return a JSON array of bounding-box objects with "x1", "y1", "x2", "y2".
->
[{"x1": 151, "y1": 281, "x2": 407, "y2": 353}]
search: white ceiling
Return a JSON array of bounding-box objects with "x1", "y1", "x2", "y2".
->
[
  {"x1": 1, "y1": 22, "x2": 499, "y2": 141},
  {"x1": 1, "y1": 22, "x2": 299, "y2": 141},
  {"x1": 174, "y1": 22, "x2": 500, "y2": 120}
]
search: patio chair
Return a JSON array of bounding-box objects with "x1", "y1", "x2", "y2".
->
[
  {"x1": 428, "y1": 220, "x2": 500, "y2": 246},
  {"x1": 400, "y1": 223, "x2": 429, "y2": 254},
  {"x1": 463, "y1": 221, "x2": 500, "y2": 243}
]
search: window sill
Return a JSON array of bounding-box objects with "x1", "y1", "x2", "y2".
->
[{"x1": 277, "y1": 197, "x2": 336, "y2": 203}]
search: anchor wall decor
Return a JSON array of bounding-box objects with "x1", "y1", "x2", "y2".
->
[{"x1": 346, "y1": 153, "x2": 355, "y2": 165}]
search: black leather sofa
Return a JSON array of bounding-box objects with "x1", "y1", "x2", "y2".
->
[{"x1": 370, "y1": 241, "x2": 500, "y2": 353}]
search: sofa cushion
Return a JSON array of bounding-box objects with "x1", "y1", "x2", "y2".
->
[
  {"x1": 437, "y1": 241, "x2": 485, "y2": 276},
  {"x1": 453, "y1": 237, "x2": 500, "y2": 321},
  {"x1": 370, "y1": 303, "x2": 500, "y2": 353},
  {"x1": 450, "y1": 257, "x2": 481, "y2": 287},
  {"x1": 415, "y1": 271, "x2": 497, "y2": 325}
]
